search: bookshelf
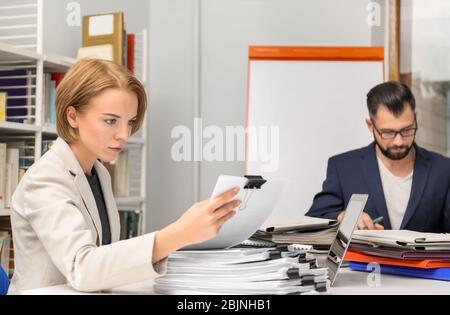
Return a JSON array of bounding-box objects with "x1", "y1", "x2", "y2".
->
[{"x1": 0, "y1": 1, "x2": 149, "y2": 239}]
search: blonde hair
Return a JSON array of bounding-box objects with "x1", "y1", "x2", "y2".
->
[{"x1": 56, "y1": 58, "x2": 147, "y2": 143}]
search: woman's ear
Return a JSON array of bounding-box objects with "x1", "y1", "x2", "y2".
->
[{"x1": 66, "y1": 106, "x2": 78, "y2": 128}]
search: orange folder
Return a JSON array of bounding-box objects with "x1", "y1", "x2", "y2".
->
[{"x1": 345, "y1": 250, "x2": 450, "y2": 269}]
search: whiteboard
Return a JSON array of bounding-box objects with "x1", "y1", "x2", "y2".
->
[{"x1": 246, "y1": 55, "x2": 384, "y2": 227}]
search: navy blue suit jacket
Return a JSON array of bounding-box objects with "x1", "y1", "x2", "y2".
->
[{"x1": 306, "y1": 143, "x2": 450, "y2": 232}]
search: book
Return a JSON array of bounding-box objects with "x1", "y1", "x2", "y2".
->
[
  {"x1": 349, "y1": 261, "x2": 450, "y2": 282},
  {"x1": 0, "y1": 92, "x2": 6, "y2": 121},
  {"x1": 118, "y1": 210, "x2": 140, "y2": 239},
  {"x1": 4, "y1": 148, "x2": 19, "y2": 209},
  {"x1": 0, "y1": 69, "x2": 35, "y2": 124},
  {"x1": 126, "y1": 34, "x2": 135, "y2": 74},
  {"x1": 104, "y1": 150, "x2": 129, "y2": 196},
  {"x1": 77, "y1": 44, "x2": 114, "y2": 61},
  {"x1": 0, "y1": 143, "x2": 6, "y2": 209},
  {"x1": 82, "y1": 12, "x2": 124, "y2": 65}
]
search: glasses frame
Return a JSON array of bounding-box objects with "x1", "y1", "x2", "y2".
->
[{"x1": 371, "y1": 118, "x2": 418, "y2": 140}]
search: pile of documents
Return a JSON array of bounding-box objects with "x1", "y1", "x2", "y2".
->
[
  {"x1": 345, "y1": 230, "x2": 450, "y2": 281},
  {"x1": 154, "y1": 247, "x2": 330, "y2": 295},
  {"x1": 249, "y1": 216, "x2": 338, "y2": 250}
]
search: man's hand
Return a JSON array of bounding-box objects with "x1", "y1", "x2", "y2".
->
[{"x1": 337, "y1": 211, "x2": 384, "y2": 230}]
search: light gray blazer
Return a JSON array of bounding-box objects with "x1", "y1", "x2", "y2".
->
[{"x1": 8, "y1": 138, "x2": 166, "y2": 294}]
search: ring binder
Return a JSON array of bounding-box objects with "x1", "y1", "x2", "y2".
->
[{"x1": 239, "y1": 175, "x2": 267, "y2": 211}]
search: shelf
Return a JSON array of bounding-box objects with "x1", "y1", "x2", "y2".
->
[
  {"x1": 44, "y1": 53, "x2": 76, "y2": 72},
  {"x1": 115, "y1": 197, "x2": 144, "y2": 209},
  {"x1": 0, "y1": 42, "x2": 40, "y2": 63},
  {"x1": 42, "y1": 124, "x2": 57, "y2": 135},
  {"x1": 0, "y1": 209, "x2": 10, "y2": 217},
  {"x1": 0, "y1": 121, "x2": 40, "y2": 133}
]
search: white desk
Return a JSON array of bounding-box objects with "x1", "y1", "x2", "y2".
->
[{"x1": 22, "y1": 268, "x2": 450, "y2": 295}]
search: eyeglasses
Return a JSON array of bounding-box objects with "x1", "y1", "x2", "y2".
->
[{"x1": 371, "y1": 119, "x2": 418, "y2": 140}]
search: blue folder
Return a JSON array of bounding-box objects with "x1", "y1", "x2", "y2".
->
[{"x1": 349, "y1": 262, "x2": 450, "y2": 282}]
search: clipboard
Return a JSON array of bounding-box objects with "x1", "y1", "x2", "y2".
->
[{"x1": 183, "y1": 175, "x2": 285, "y2": 250}]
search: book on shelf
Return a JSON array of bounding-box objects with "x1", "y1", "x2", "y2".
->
[
  {"x1": 126, "y1": 34, "x2": 135, "y2": 74},
  {"x1": 119, "y1": 210, "x2": 141, "y2": 240},
  {"x1": 4, "y1": 148, "x2": 19, "y2": 209},
  {"x1": 0, "y1": 92, "x2": 5, "y2": 122},
  {"x1": 82, "y1": 12, "x2": 125, "y2": 65},
  {"x1": 0, "y1": 217, "x2": 13, "y2": 277},
  {"x1": 0, "y1": 231, "x2": 10, "y2": 277},
  {"x1": 77, "y1": 44, "x2": 114, "y2": 62},
  {"x1": 0, "y1": 143, "x2": 6, "y2": 209},
  {"x1": 0, "y1": 69, "x2": 36, "y2": 124},
  {"x1": 103, "y1": 149, "x2": 129, "y2": 197},
  {"x1": 42, "y1": 140, "x2": 56, "y2": 155},
  {"x1": 0, "y1": 140, "x2": 32, "y2": 209}
]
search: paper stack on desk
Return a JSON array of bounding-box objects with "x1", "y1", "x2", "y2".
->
[
  {"x1": 345, "y1": 230, "x2": 450, "y2": 281},
  {"x1": 154, "y1": 247, "x2": 329, "y2": 295},
  {"x1": 249, "y1": 216, "x2": 338, "y2": 250}
]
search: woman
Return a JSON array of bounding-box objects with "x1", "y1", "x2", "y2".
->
[{"x1": 8, "y1": 59, "x2": 239, "y2": 294}]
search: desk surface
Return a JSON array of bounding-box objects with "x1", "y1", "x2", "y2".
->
[{"x1": 22, "y1": 268, "x2": 450, "y2": 295}]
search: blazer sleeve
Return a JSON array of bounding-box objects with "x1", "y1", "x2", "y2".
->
[
  {"x1": 21, "y1": 170, "x2": 167, "y2": 292},
  {"x1": 305, "y1": 157, "x2": 345, "y2": 220}
]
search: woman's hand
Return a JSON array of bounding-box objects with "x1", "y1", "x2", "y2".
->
[
  {"x1": 176, "y1": 188, "x2": 241, "y2": 245},
  {"x1": 152, "y1": 188, "x2": 240, "y2": 263}
]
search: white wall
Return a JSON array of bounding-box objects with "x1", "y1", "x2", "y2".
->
[{"x1": 147, "y1": 0, "x2": 385, "y2": 231}]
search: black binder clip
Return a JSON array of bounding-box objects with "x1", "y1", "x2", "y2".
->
[{"x1": 239, "y1": 175, "x2": 267, "y2": 210}]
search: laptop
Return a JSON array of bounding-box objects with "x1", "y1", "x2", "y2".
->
[
  {"x1": 325, "y1": 194, "x2": 368, "y2": 286},
  {"x1": 183, "y1": 175, "x2": 285, "y2": 250}
]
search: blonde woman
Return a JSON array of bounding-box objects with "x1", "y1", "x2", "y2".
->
[{"x1": 8, "y1": 59, "x2": 239, "y2": 294}]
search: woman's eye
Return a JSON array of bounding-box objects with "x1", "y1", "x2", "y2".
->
[
  {"x1": 105, "y1": 119, "x2": 116, "y2": 125},
  {"x1": 128, "y1": 120, "x2": 137, "y2": 126}
]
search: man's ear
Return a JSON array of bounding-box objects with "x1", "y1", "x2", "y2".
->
[
  {"x1": 365, "y1": 117, "x2": 373, "y2": 132},
  {"x1": 66, "y1": 106, "x2": 78, "y2": 128}
]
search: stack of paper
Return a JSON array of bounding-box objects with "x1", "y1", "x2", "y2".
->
[
  {"x1": 346, "y1": 230, "x2": 450, "y2": 281},
  {"x1": 250, "y1": 216, "x2": 338, "y2": 250},
  {"x1": 154, "y1": 247, "x2": 329, "y2": 295}
]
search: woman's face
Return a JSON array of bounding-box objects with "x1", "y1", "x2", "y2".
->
[{"x1": 68, "y1": 88, "x2": 138, "y2": 163}]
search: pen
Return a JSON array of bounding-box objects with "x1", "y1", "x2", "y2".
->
[{"x1": 372, "y1": 216, "x2": 384, "y2": 225}]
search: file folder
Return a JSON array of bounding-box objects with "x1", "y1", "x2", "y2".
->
[{"x1": 349, "y1": 262, "x2": 450, "y2": 282}]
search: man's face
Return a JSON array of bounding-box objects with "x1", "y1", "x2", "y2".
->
[{"x1": 366, "y1": 105, "x2": 417, "y2": 161}]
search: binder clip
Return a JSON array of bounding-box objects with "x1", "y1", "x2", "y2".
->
[{"x1": 239, "y1": 175, "x2": 267, "y2": 211}]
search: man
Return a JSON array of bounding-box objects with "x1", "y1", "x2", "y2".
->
[{"x1": 306, "y1": 81, "x2": 450, "y2": 232}]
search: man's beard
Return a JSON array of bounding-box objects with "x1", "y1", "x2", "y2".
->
[{"x1": 374, "y1": 137, "x2": 414, "y2": 161}]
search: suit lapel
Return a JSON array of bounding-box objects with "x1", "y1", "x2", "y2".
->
[
  {"x1": 400, "y1": 145, "x2": 431, "y2": 229},
  {"x1": 95, "y1": 161, "x2": 121, "y2": 243},
  {"x1": 74, "y1": 174, "x2": 103, "y2": 245},
  {"x1": 51, "y1": 138, "x2": 103, "y2": 245},
  {"x1": 361, "y1": 143, "x2": 392, "y2": 229}
]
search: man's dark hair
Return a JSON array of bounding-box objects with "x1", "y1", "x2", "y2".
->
[{"x1": 366, "y1": 81, "x2": 416, "y2": 118}]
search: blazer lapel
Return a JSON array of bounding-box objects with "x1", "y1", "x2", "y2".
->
[
  {"x1": 361, "y1": 143, "x2": 392, "y2": 229},
  {"x1": 51, "y1": 138, "x2": 103, "y2": 245},
  {"x1": 74, "y1": 174, "x2": 103, "y2": 245},
  {"x1": 95, "y1": 161, "x2": 121, "y2": 243},
  {"x1": 400, "y1": 145, "x2": 431, "y2": 229}
]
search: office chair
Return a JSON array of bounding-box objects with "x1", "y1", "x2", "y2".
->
[{"x1": 0, "y1": 266, "x2": 9, "y2": 295}]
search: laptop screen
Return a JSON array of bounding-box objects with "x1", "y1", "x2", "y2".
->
[{"x1": 326, "y1": 194, "x2": 368, "y2": 285}]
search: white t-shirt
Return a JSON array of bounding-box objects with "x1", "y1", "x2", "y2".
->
[{"x1": 377, "y1": 157, "x2": 413, "y2": 230}]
